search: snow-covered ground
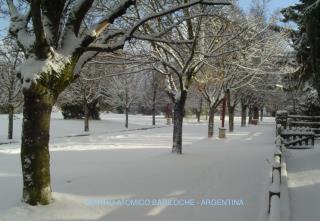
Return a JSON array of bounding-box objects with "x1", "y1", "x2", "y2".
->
[
  {"x1": 0, "y1": 113, "x2": 275, "y2": 221},
  {"x1": 286, "y1": 145, "x2": 320, "y2": 221}
]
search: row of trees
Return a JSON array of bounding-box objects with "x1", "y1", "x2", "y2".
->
[{"x1": 0, "y1": 0, "x2": 290, "y2": 205}]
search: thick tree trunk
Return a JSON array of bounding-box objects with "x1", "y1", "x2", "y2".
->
[
  {"x1": 8, "y1": 106, "x2": 14, "y2": 140},
  {"x1": 21, "y1": 93, "x2": 54, "y2": 205},
  {"x1": 241, "y1": 104, "x2": 247, "y2": 127},
  {"x1": 125, "y1": 107, "x2": 129, "y2": 128},
  {"x1": 208, "y1": 107, "x2": 215, "y2": 138},
  {"x1": 228, "y1": 106, "x2": 235, "y2": 132},
  {"x1": 172, "y1": 96, "x2": 186, "y2": 154},
  {"x1": 84, "y1": 103, "x2": 89, "y2": 132}
]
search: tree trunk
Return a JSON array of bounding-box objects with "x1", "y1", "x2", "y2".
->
[
  {"x1": 221, "y1": 95, "x2": 227, "y2": 128},
  {"x1": 8, "y1": 106, "x2": 14, "y2": 140},
  {"x1": 21, "y1": 93, "x2": 54, "y2": 205},
  {"x1": 208, "y1": 107, "x2": 215, "y2": 138},
  {"x1": 228, "y1": 106, "x2": 235, "y2": 132},
  {"x1": 84, "y1": 103, "x2": 89, "y2": 132},
  {"x1": 152, "y1": 91, "x2": 156, "y2": 126},
  {"x1": 253, "y1": 106, "x2": 259, "y2": 121},
  {"x1": 125, "y1": 107, "x2": 129, "y2": 128},
  {"x1": 205, "y1": 101, "x2": 209, "y2": 120},
  {"x1": 248, "y1": 107, "x2": 253, "y2": 125},
  {"x1": 241, "y1": 104, "x2": 247, "y2": 127},
  {"x1": 260, "y1": 108, "x2": 264, "y2": 122},
  {"x1": 196, "y1": 111, "x2": 201, "y2": 123},
  {"x1": 196, "y1": 97, "x2": 203, "y2": 123},
  {"x1": 152, "y1": 108, "x2": 156, "y2": 126},
  {"x1": 172, "y1": 96, "x2": 186, "y2": 154}
]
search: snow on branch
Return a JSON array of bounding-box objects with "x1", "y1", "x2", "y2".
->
[
  {"x1": 127, "y1": 0, "x2": 231, "y2": 38},
  {"x1": 62, "y1": 0, "x2": 134, "y2": 56},
  {"x1": 305, "y1": 0, "x2": 320, "y2": 15},
  {"x1": 6, "y1": 0, "x2": 35, "y2": 54}
]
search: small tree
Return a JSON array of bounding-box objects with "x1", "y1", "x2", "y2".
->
[
  {"x1": 58, "y1": 63, "x2": 103, "y2": 131},
  {"x1": 0, "y1": 38, "x2": 23, "y2": 139},
  {"x1": 102, "y1": 73, "x2": 144, "y2": 128},
  {"x1": 196, "y1": 70, "x2": 224, "y2": 137},
  {"x1": 140, "y1": 71, "x2": 168, "y2": 125}
]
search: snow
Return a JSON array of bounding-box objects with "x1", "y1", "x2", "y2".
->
[
  {"x1": 74, "y1": 51, "x2": 96, "y2": 74},
  {"x1": 280, "y1": 152, "x2": 290, "y2": 221},
  {"x1": 17, "y1": 51, "x2": 70, "y2": 88},
  {"x1": 276, "y1": 110, "x2": 287, "y2": 115},
  {"x1": 9, "y1": 15, "x2": 35, "y2": 50},
  {"x1": 0, "y1": 114, "x2": 276, "y2": 220},
  {"x1": 286, "y1": 146, "x2": 320, "y2": 221},
  {"x1": 269, "y1": 196, "x2": 280, "y2": 221},
  {"x1": 60, "y1": 30, "x2": 81, "y2": 56}
]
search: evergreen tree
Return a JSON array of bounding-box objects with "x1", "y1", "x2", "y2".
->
[{"x1": 282, "y1": 0, "x2": 320, "y2": 94}]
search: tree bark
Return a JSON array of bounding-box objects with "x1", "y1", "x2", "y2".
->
[
  {"x1": 152, "y1": 89, "x2": 156, "y2": 126},
  {"x1": 260, "y1": 107, "x2": 264, "y2": 122},
  {"x1": 253, "y1": 106, "x2": 259, "y2": 121},
  {"x1": 21, "y1": 93, "x2": 54, "y2": 205},
  {"x1": 125, "y1": 107, "x2": 129, "y2": 128},
  {"x1": 241, "y1": 104, "x2": 247, "y2": 127},
  {"x1": 196, "y1": 97, "x2": 203, "y2": 123},
  {"x1": 208, "y1": 107, "x2": 215, "y2": 138},
  {"x1": 8, "y1": 105, "x2": 14, "y2": 140},
  {"x1": 228, "y1": 106, "x2": 235, "y2": 132},
  {"x1": 84, "y1": 103, "x2": 89, "y2": 132},
  {"x1": 248, "y1": 107, "x2": 253, "y2": 125},
  {"x1": 196, "y1": 111, "x2": 200, "y2": 124},
  {"x1": 172, "y1": 94, "x2": 186, "y2": 154}
]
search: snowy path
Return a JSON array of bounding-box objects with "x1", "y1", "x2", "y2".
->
[
  {"x1": 286, "y1": 146, "x2": 320, "y2": 221},
  {"x1": 0, "y1": 120, "x2": 275, "y2": 221}
]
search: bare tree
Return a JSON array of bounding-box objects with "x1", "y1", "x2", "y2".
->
[
  {"x1": 195, "y1": 69, "x2": 224, "y2": 137},
  {"x1": 3, "y1": 0, "x2": 230, "y2": 205},
  {"x1": 0, "y1": 38, "x2": 23, "y2": 139},
  {"x1": 101, "y1": 73, "x2": 144, "y2": 128},
  {"x1": 141, "y1": 71, "x2": 168, "y2": 125},
  {"x1": 185, "y1": 86, "x2": 205, "y2": 123},
  {"x1": 58, "y1": 63, "x2": 103, "y2": 132},
  {"x1": 139, "y1": 4, "x2": 242, "y2": 152}
]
